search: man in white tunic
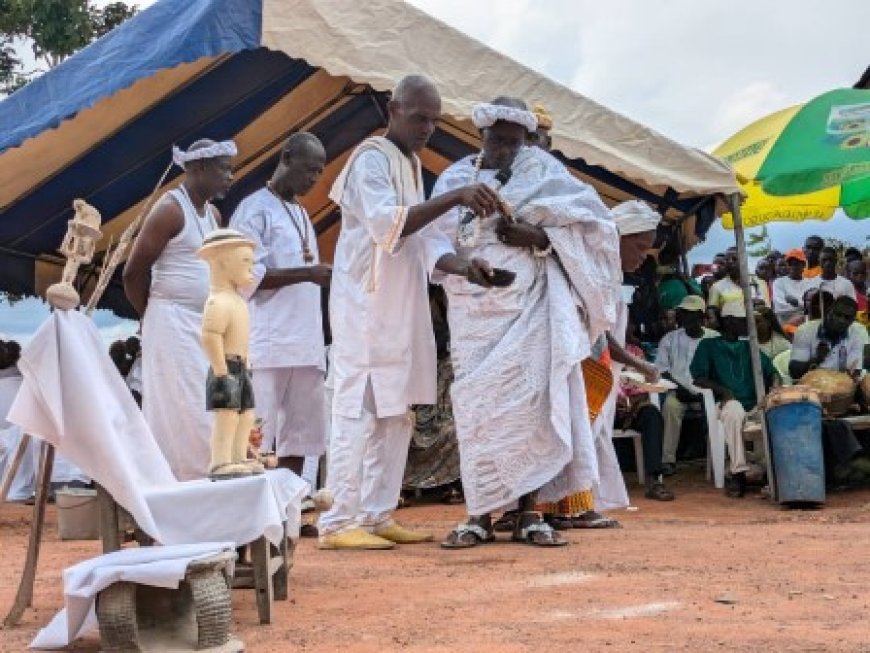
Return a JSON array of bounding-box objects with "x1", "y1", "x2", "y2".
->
[
  {"x1": 230, "y1": 133, "x2": 331, "y2": 485},
  {"x1": 318, "y1": 75, "x2": 503, "y2": 550},
  {"x1": 434, "y1": 98, "x2": 624, "y2": 548},
  {"x1": 124, "y1": 139, "x2": 235, "y2": 481}
]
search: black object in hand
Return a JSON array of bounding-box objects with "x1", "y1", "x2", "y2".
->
[
  {"x1": 487, "y1": 268, "x2": 516, "y2": 287},
  {"x1": 495, "y1": 168, "x2": 513, "y2": 186}
]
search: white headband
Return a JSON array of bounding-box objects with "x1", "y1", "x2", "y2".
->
[
  {"x1": 610, "y1": 200, "x2": 661, "y2": 236},
  {"x1": 172, "y1": 140, "x2": 238, "y2": 168},
  {"x1": 471, "y1": 103, "x2": 538, "y2": 133}
]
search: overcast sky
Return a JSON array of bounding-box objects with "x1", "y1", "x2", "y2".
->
[
  {"x1": 110, "y1": 0, "x2": 869, "y2": 150},
  {"x1": 408, "y1": 0, "x2": 867, "y2": 150}
]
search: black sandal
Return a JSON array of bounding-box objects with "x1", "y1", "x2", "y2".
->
[
  {"x1": 572, "y1": 511, "x2": 621, "y2": 529},
  {"x1": 441, "y1": 523, "x2": 496, "y2": 549},
  {"x1": 512, "y1": 511, "x2": 568, "y2": 547},
  {"x1": 493, "y1": 509, "x2": 518, "y2": 532}
]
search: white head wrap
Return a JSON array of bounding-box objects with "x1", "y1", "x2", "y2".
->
[
  {"x1": 172, "y1": 140, "x2": 238, "y2": 169},
  {"x1": 610, "y1": 200, "x2": 661, "y2": 236},
  {"x1": 471, "y1": 103, "x2": 538, "y2": 133}
]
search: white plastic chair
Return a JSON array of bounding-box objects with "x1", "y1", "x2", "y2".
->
[
  {"x1": 612, "y1": 393, "x2": 660, "y2": 487},
  {"x1": 695, "y1": 388, "x2": 726, "y2": 489}
]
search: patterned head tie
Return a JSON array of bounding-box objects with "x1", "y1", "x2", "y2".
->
[
  {"x1": 471, "y1": 103, "x2": 538, "y2": 133},
  {"x1": 610, "y1": 200, "x2": 661, "y2": 236},
  {"x1": 172, "y1": 140, "x2": 238, "y2": 169}
]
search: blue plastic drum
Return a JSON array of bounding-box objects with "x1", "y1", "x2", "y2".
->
[{"x1": 764, "y1": 387, "x2": 825, "y2": 506}]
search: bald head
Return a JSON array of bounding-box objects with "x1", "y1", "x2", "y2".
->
[
  {"x1": 386, "y1": 74, "x2": 441, "y2": 153},
  {"x1": 272, "y1": 131, "x2": 326, "y2": 198},
  {"x1": 392, "y1": 74, "x2": 439, "y2": 106}
]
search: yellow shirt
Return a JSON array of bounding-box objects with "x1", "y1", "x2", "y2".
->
[{"x1": 804, "y1": 266, "x2": 821, "y2": 279}]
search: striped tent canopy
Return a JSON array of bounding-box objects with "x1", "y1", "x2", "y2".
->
[{"x1": 0, "y1": 0, "x2": 740, "y2": 317}]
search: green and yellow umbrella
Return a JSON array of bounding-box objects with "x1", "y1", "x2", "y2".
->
[{"x1": 715, "y1": 88, "x2": 870, "y2": 228}]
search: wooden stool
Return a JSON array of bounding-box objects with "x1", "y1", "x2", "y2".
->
[
  {"x1": 96, "y1": 484, "x2": 292, "y2": 625},
  {"x1": 95, "y1": 551, "x2": 243, "y2": 652}
]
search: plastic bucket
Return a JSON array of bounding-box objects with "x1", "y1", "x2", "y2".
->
[
  {"x1": 765, "y1": 401, "x2": 825, "y2": 506},
  {"x1": 56, "y1": 487, "x2": 100, "y2": 540}
]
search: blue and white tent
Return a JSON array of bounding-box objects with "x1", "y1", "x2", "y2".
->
[{"x1": 0, "y1": 0, "x2": 739, "y2": 316}]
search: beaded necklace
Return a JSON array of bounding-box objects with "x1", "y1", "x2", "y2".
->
[{"x1": 267, "y1": 182, "x2": 314, "y2": 263}]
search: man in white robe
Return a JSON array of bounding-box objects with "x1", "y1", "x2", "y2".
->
[
  {"x1": 434, "y1": 98, "x2": 624, "y2": 548},
  {"x1": 318, "y1": 75, "x2": 503, "y2": 550},
  {"x1": 230, "y1": 133, "x2": 331, "y2": 489},
  {"x1": 124, "y1": 140, "x2": 235, "y2": 481}
]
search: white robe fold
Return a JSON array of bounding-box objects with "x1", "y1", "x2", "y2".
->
[{"x1": 432, "y1": 147, "x2": 623, "y2": 514}]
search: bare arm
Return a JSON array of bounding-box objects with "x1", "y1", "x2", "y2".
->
[
  {"x1": 122, "y1": 196, "x2": 184, "y2": 317},
  {"x1": 401, "y1": 185, "x2": 500, "y2": 237},
  {"x1": 606, "y1": 332, "x2": 660, "y2": 382},
  {"x1": 258, "y1": 264, "x2": 332, "y2": 290},
  {"x1": 692, "y1": 378, "x2": 735, "y2": 403},
  {"x1": 434, "y1": 253, "x2": 495, "y2": 287}
]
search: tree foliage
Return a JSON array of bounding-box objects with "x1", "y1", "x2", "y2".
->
[
  {"x1": 0, "y1": 0, "x2": 136, "y2": 94},
  {"x1": 746, "y1": 225, "x2": 772, "y2": 259}
]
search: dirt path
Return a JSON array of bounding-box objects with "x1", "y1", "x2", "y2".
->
[{"x1": 2, "y1": 469, "x2": 870, "y2": 652}]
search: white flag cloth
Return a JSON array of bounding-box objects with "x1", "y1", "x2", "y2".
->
[
  {"x1": 8, "y1": 310, "x2": 307, "y2": 544},
  {"x1": 30, "y1": 541, "x2": 235, "y2": 649}
]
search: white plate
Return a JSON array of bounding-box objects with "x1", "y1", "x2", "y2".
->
[{"x1": 620, "y1": 371, "x2": 676, "y2": 393}]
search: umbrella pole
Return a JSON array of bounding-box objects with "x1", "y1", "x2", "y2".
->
[{"x1": 730, "y1": 193, "x2": 776, "y2": 501}]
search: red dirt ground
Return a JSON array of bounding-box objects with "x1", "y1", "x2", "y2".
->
[{"x1": 2, "y1": 466, "x2": 870, "y2": 652}]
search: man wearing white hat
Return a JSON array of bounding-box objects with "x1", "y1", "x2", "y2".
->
[
  {"x1": 655, "y1": 294, "x2": 719, "y2": 475},
  {"x1": 124, "y1": 139, "x2": 235, "y2": 481}
]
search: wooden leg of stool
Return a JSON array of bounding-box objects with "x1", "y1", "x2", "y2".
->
[
  {"x1": 4, "y1": 442, "x2": 54, "y2": 627},
  {"x1": 0, "y1": 433, "x2": 31, "y2": 504},
  {"x1": 96, "y1": 483, "x2": 121, "y2": 553},
  {"x1": 249, "y1": 536, "x2": 273, "y2": 625}
]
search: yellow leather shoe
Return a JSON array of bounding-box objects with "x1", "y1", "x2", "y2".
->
[
  {"x1": 373, "y1": 523, "x2": 434, "y2": 544},
  {"x1": 318, "y1": 527, "x2": 395, "y2": 550}
]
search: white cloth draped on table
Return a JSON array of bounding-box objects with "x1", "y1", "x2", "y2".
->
[
  {"x1": 30, "y1": 541, "x2": 235, "y2": 650},
  {"x1": 431, "y1": 147, "x2": 623, "y2": 514},
  {"x1": 8, "y1": 310, "x2": 308, "y2": 544}
]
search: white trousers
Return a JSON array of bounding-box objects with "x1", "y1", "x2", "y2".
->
[
  {"x1": 662, "y1": 392, "x2": 687, "y2": 465},
  {"x1": 720, "y1": 399, "x2": 749, "y2": 474},
  {"x1": 318, "y1": 381, "x2": 411, "y2": 535},
  {"x1": 253, "y1": 366, "x2": 326, "y2": 458}
]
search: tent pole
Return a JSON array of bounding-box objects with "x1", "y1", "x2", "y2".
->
[{"x1": 730, "y1": 193, "x2": 776, "y2": 501}]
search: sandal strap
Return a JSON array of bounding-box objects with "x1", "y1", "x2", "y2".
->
[
  {"x1": 454, "y1": 523, "x2": 491, "y2": 541},
  {"x1": 520, "y1": 520, "x2": 556, "y2": 539}
]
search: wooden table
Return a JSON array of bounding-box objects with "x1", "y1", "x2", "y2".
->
[{"x1": 95, "y1": 484, "x2": 291, "y2": 625}]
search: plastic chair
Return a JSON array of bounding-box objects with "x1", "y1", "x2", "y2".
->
[
  {"x1": 695, "y1": 388, "x2": 726, "y2": 489},
  {"x1": 612, "y1": 393, "x2": 660, "y2": 487}
]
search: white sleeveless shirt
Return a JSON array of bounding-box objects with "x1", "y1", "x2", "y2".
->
[{"x1": 149, "y1": 186, "x2": 218, "y2": 312}]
